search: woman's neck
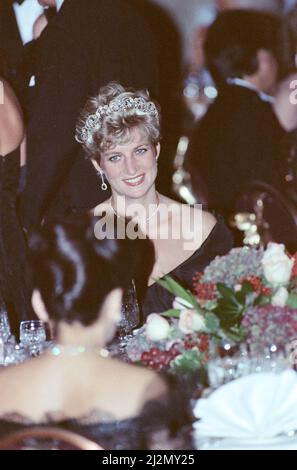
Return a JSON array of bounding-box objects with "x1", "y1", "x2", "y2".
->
[
  {"x1": 110, "y1": 187, "x2": 160, "y2": 226},
  {"x1": 54, "y1": 321, "x2": 107, "y2": 350}
]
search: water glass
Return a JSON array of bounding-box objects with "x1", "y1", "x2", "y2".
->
[
  {"x1": 207, "y1": 341, "x2": 291, "y2": 390},
  {"x1": 19, "y1": 320, "x2": 46, "y2": 356}
]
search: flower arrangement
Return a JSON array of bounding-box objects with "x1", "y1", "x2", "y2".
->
[
  {"x1": 125, "y1": 277, "x2": 223, "y2": 375},
  {"x1": 242, "y1": 305, "x2": 297, "y2": 352},
  {"x1": 125, "y1": 243, "x2": 297, "y2": 374},
  {"x1": 193, "y1": 242, "x2": 297, "y2": 343},
  {"x1": 125, "y1": 312, "x2": 210, "y2": 375}
]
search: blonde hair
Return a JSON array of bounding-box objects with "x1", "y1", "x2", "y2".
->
[{"x1": 75, "y1": 82, "x2": 161, "y2": 160}]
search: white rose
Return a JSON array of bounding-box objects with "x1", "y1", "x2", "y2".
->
[
  {"x1": 146, "y1": 314, "x2": 170, "y2": 342},
  {"x1": 261, "y1": 242, "x2": 294, "y2": 286},
  {"x1": 173, "y1": 296, "x2": 194, "y2": 310},
  {"x1": 178, "y1": 309, "x2": 206, "y2": 334},
  {"x1": 271, "y1": 287, "x2": 289, "y2": 307}
]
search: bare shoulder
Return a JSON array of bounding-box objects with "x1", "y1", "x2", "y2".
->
[
  {"x1": 201, "y1": 210, "x2": 217, "y2": 237},
  {"x1": 135, "y1": 365, "x2": 167, "y2": 399},
  {"x1": 115, "y1": 360, "x2": 168, "y2": 401},
  {"x1": 187, "y1": 206, "x2": 216, "y2": 243},
  {"x1": 1, "y1": 80, "x2": 23, "y2": 116},
  {"x1": 94, "y1": 359, "x2": 168, "y2": 418},
  {"x1": 0, "y1": 362, "x2": 33, "y2": 413},
  {"x1": 160, "y1": 196, "x2": 217, "y2": 244},
  {"x1": 0, "y1": 357, "x2": 63, "y2": 421},
  {"x1": 0, "y1": 79, "x2": 24, "y2": 150}
]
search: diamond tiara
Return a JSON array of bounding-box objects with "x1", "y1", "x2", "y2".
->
[{"x1": 76, "y1": 96, "x2": 159, "y2": 144}]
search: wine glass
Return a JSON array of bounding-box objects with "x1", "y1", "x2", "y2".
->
[
  {"x1": 116, "y1": 280, "x2": 140, "y2": 355},
  {"x1": 118, "y1": 280, "x2": 140, "y2": 333},
  {"x1": 19, "y1": 320, "x2": 46, "y2": 357}
]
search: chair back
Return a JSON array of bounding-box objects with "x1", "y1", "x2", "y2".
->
[
  {"x1": 0, "y1": 426, "x2": 104, "y2": 450},
  {"x1": 233, "y1": 180, "x2": 297, "y2": 252}
]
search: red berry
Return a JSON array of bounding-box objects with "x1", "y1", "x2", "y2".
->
[
  {"x1": 150, "y1": 348, "x2": 159, "y2": 356},
  {"x1": 141, "y1": 352, "x2": 150, "y2": 362}
]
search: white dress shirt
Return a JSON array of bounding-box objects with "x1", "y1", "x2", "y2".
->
[
  {"x1": 55, "y1": 0, "x2": 64, "y2": 12},
  {"x1": 13, "y1": 0, "x2": 44, "y2": 45},
  {"x1": 226, "y1": 77, "x2": 275, "y2": 104}
]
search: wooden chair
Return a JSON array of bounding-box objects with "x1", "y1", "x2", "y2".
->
[
  {"x1": 0, "y1": 426, "x2": 104, "y2": 450},
  {"x1": 232, "y1": 180, "x2": 297, "y2": 252}
]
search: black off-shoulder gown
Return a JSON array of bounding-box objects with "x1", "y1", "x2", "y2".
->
[
  {"x1": 142, "y1": 216, "x2": 233, "y2": 318},
  {"x1": 0, "y1": 376, "x2": 193, "y2": 450}
]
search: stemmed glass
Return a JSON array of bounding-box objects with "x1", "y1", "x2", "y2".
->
[
  {"x1": 19, "y1": 320, "x2": 46, "y2": 357},
  {"x1": 0, "y1": 300, "x2": 11, "y2": 343},
  {"x1": 116, "y1": 280, "x2": 140, "y2": 356}
]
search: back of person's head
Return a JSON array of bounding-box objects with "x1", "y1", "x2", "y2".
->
[
  {"x1": 205, "y1": 9, "x2": 281, "y2": 86},
  {"x1": 29, "y1": 215, "x2": 154, "y2": 326},
  {"x1": 0, "y1": 50, "x2": 8, "y2": 80}
]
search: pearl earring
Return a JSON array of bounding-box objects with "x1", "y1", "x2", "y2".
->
[{"x1": 98, "y1": 171, "x2": 108, "y2": 191}]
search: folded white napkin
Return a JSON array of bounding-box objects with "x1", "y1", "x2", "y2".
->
[{"x1": 193, "y1": 370, "x2": 297, "y2": 449}]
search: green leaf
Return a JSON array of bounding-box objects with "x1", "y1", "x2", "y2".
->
[
  {"x1": 217, "y1": 297, "x2": 241, "y2": 312},
  {"x1": 157, "y1": 275, "x2": 200, "y2": 309},
  {"x1": 289, "y1": 277, "x2": 297, "y2": 290},
  {"x1": 216, "y1": 283, "x2": 247, "y2": 312},
  {"x1": 217, "y1": 283, "x2": 237, "y2": 300},
  {"x1": 205, "y1": 312, "x2": 220, "y2": 332},
  {"x1": 214, "y1": 297, "x2": 243, "y2": 329},
  {"x1": 160, "y1": 309, "x2": 180, "y2": 318},
  {"x1": 235, "y1": 281, "x2": 254, "y2": 304},
  {"x1": 240, "y1": 281, "x2": 254, "y2": 296},
  {"x1": 170, "y1": 349, "x2": 203, "y2": 372},
  {"x1": 287, "y1": 294, "x2": 297, "y2": 309},
  {"x1": 255, "y1": 295, "x2": 271, "y2": 306},
  {"x1": 204, "y1": 300, "x2": 217, "y2": 311},
  {"x1": 223, "y1": 325, "x2": 245, "y2": 342}
]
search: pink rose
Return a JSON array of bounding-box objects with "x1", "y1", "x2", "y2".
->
[{"x1": 178, "y1": 310, "x2": 206, "y2": 334}]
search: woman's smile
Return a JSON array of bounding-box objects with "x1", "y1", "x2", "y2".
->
[{"x1": 123, "y1": 173, "x2": 145, "y2": 187}]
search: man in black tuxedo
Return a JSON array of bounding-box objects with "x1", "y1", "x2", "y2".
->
[
  {"x1": 185, "y1": 10, "x2": 289, "y2": 219},
  {"x1": 0, "y1": 0, "x2": 46, "y2": 109},
  {"x1": 0, "y1": 0, "x2": 23, "y2": 88},
  {"x1": 21, "y1": 0, "x2": 158, "y2": 231}
]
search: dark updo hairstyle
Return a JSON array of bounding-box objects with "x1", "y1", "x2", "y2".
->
[
  {"x1": 29, "y1": 215, "x2": 154, "y2": 326},
  {"x1": 0, "y1": 49, "x2": 8, "y2": 80},
  {"x1": 205, "y1": 9, "x2": 282, "y2": 87}
]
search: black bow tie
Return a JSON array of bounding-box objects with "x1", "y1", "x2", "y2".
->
[{"x1": 14, "y1": 0, "x2": 26, "y2": 5}]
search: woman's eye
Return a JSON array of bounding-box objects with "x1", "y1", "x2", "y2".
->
[
  {"x1": 108, "y1": 155, "x2": 121, "y2": 162},
  {"x1": 135, "y1": 148, "x2": 147, "y2": 155}
]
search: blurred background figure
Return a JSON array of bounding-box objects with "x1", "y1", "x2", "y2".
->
[
  {"x1": 128, "y1": 0, "x2": 183, "y2": 198},
  {"x1": 0, "y1": 0, "x2": 45, "y2": 110},
  {"x1": 184, "y1": 9, "x2": 296, "y2": 219},
  {"x1": 151, "y1": 1, "x2": 293, "y2": 204},
  {"x1": 0, "y1": 74, "x2": 34, "y2": 336},
  {"x1": 0, "y1": 215, "x2": 191, "y2": 450},
  {"x1": 217, "y1": 0, "x2": 282, "y2": 11}
]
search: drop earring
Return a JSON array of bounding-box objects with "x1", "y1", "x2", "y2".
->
[{"x1": 98, "y1": 171, "x2": 108, "y2": 191}]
